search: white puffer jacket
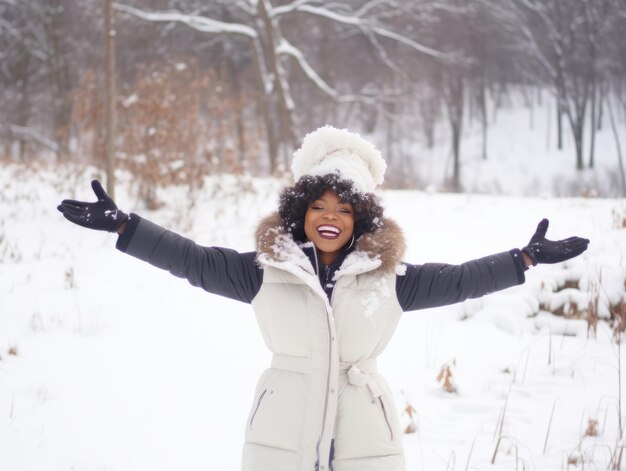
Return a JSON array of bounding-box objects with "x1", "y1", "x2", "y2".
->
[
  {"x1": 244, "y1": 214, "x2": 407, "y2": 471},
  {"x1": 117, "y1": 212, "x2": 524, "y2": 470}
]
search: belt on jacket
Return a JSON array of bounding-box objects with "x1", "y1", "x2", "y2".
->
[
  {"x1": 339, "y1": 358, "x2": 381, "y2": 400},
  {"x1": 271, "y1": 354, "x2": 380, "y2": 399}
]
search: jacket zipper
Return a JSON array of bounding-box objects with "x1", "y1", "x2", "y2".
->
[
  {"x1": 324, "y1": 266, "x2": 331, "y2": 287},
  {"x1": 314, "y1": 249, "x2": 334, "y2": 471},
  {"x1": 378, "y1": 397, "x2": 394, "y2": 440},
  {"x1": 249, "y1": 389, "x2": 267, "y2": 427},
  {"x1": 315, "y1": 305, "x2": 333, "y2": 471}
]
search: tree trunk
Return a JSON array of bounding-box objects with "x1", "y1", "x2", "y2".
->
[
  {"x1": 588, "y1": 79, "x2": 597, "y2": 169},
  {"x1": 249, "y1": 36, "x2": 277, "y2": 174},
  {"x1": 47, "y1": 0, "x2": 72, "y2": 160},
  {"x1": 257, "y1": 0, "x2": 298, "y2": 164},
  {"x1": 570, "y1": 116, "x2": 584, "y2": 171},
  {"x1": 224, "y1": 54, "x2": 246, "y2": 168},
  {"x1": 574, "y1": 129, "x2": 584, "y2": 171},
  {"x1": 452, "y1": 117, "x2": 462, "y2": 190},
  {"x1": 105, "y1": 0, "x2": 117, "y2": 199},
  {"x1": 386, "y1": 101, "x2": 395, "y2": 169},
  {"x1": 16, "y1": 47, "x2": 31, "y2": 161},
  {"x1": 607, "y1": 94, "x2": 626, "y2": 196},
  {"x1": 479, "y1": 79, "x2": 488, "y2": 160},
  {"x1": 556, "y1": 90, "x2": 563, "y2": 150},
  {"x1": 444, "y1": 73, "x2": 464, "y2": 191}
]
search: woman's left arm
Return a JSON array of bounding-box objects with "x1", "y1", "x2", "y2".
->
[
  {"x1": 396, "y1": 219, "x2": 589, "y2": 312},
  {"x1": 396, "y1": 249, "x2": 526, "y2": 311}
]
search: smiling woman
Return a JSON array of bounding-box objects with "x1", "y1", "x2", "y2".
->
[
  {"x1": 304, "y1": 191, "x2": 355, "y2": 266},
  {"x1": 57, "y1": 125, "x2": 589, "y2": 471}
]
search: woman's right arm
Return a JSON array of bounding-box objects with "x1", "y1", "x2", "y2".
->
[
  {"x1": 57, "y1": 180, "x2": 262, "y2": 304},
  {"x1": 116, "y1": 214, "x2": 263, "y2": 304}
]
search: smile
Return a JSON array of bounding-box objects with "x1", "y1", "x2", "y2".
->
[{"x1": 317, "y1": 225, "x2": 342, "y2": 239}]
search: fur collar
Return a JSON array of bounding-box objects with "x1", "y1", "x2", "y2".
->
[{"x1": 255, "y1": 212, "x2": 406, "y2": 276}]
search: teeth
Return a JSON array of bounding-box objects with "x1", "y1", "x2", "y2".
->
[{"x1": 317, "y1": 225, "x2": 340, "y2": 234}]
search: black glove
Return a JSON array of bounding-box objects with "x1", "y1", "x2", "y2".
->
[
  {"x1": 522, "y1": 218, "x2": 589, "y2": 266},
  {"x1": 57, "y1": 180, "x2": 128, "y2": 232}
]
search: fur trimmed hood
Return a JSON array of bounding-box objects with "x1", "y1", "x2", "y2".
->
[{"x1": 255, "y1": 212, "x2": 406, "y2": 275}]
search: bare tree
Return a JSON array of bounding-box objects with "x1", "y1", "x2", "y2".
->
[
  {"x1": 2, "y1": 0, "x2": 625, "y2": 195},
  {"x1": 501, "y1": 0, "x2": 619, "y2": 170},
  {"x1": 114, "y1": 0, "x2": 450, "y2": 172},
  {"x1": 0, "y1": 0, "x2": 58, "y2": 157},
  {"x1": 105, "y1": 0, "x2": 117, "y2": 197}
]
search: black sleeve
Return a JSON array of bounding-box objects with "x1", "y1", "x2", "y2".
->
[
  {"x1": 115, "y1": 213, "x2": 263, "y2": 304},
  {"x1": 396, "y1": 249, "x2": 527, "y2": 312}
]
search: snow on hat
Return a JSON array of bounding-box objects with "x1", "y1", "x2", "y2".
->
[{"x1": 291, "y1": 125, "x2": 386, "y2": 194}]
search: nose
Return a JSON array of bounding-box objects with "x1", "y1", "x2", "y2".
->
[{"x1": 323, "y1": 210, "x2": 338, "y2": 220}]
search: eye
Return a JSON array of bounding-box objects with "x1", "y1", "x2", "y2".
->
[{"x1": 310, "y1": 204, "x2": 324, "y2": 211}]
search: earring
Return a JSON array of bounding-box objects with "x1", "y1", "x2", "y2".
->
[{"x1": 344, "y1": 234, "x2": 356, "y2": 252}]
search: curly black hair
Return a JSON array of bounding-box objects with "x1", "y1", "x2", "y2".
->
[{"x1": 278, "y1": 174, "x2": 384, "y2": 243}]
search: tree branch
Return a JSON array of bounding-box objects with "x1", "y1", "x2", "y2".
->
[
  {"x1": 7, "y1": 124, "x2": 59, "y2": 151},
  {"x1": 113, "y1": 3, "x2": 258, "y2": 39},
  {"x1": 276, "y1": 38, "x2": 338, "y2": 98},
  {"x1": 273, "y1": 3, "x2": 454, "y2": 60},
  {"x1": 276, "y1": 38, "x2": 396, "y2": 107}
]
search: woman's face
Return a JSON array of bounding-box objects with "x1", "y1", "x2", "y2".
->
[{"x1": 304, "y1": 190, "x2": 355, "y2": 266}]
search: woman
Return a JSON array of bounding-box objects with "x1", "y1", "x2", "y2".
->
[{"x1": 58, "y1": 126, "x2": 589, "y2": 471}]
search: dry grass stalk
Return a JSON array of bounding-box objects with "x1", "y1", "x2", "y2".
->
[
  {"x1": 464, "y1": 431, "x2": 480, "y2": 471},
  {"x1": 444, "y1": 450, "x2": 455, "y2": 471},
  {"x1": 494, "y1": 389, "x2": 512, "y2": 442},
  {"x1": 584, "y1": 419, "x2": 599, "y2": 437},
  {"x1": 436, "y1": 362, "x2": 457, "y2": 393},
  {"x1": 403, "y1": 404, "x2": 417, "y2": 434},
  {"x1": 587, "y1": 290, "x2": 599, "y2": 339},
  {"x1": 65, "y1": 267, "x2": 75, "y2": 289},
  {"x1": 567, "y1": 450, "x2": 582, "y2": 467},
  {"x1": 514, "y1": 348, "x2": 530, "y2": 384},
  {"x1": 611, "y1": 208, "x2": 626, "y2": 229},
  {"x1": 610, "y1": 444, "x2": 624, "y2": 470},
  {"x1": 544, "y1": 400, "x2": 557, "y2": 453},
  {"x1": 491, "y1": 436, "x2": 522, "y2": 468},
  {"x1": 611, "y1": 300, "x2": 626, "y2": 343}
]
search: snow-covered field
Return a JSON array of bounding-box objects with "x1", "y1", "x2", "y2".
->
[{"x1": 1, "y1": 162, "x2": 625, "y2": 470}]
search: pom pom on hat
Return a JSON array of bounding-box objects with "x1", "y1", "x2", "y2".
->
[{"x1": 291, "y1": 125, "x2": 386, "y2": 193}]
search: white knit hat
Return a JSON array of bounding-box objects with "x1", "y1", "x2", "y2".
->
[{"x1": 291, "y1": 125, "x2": 386, "y2": 193}]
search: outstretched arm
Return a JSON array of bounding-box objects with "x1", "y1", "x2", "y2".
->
[
  {"x1": 116, "y1": 214, "x2": 262, "y2": 303},
  {"x1": 396, "y1": 219, "x2": 589, "y2": 312},
  {"x1": 58, "y1": 180, "x2": 263, "y2": 304},
  {"x1": 396, "y1": 249, "x2": 525, "y2": 311}
]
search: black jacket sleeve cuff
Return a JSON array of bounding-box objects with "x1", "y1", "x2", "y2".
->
[
  {"x1": 115, "y1": 213, "x2": 141, "y2": 252},
  {"x1": 509, "y1": 248, "x2": 527, "y2": 284}
]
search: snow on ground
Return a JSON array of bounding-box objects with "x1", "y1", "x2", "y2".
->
[{"x1": 1, "y1": 163, "x2": 624, "y2": 471}]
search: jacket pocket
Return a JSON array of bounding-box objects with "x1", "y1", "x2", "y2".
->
[
  {"x1": 245, "y1": 370, "x2": 308, "y2": 452},
  {"x1": 249, "y1": 389, "x2": 268, "y2": 428},
  {"x1": 334, "y1": 384, "x2": 402, "y2": 460},
  {"x1": 377, "y1": 396, "x2": 394, "y2": 441}
]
